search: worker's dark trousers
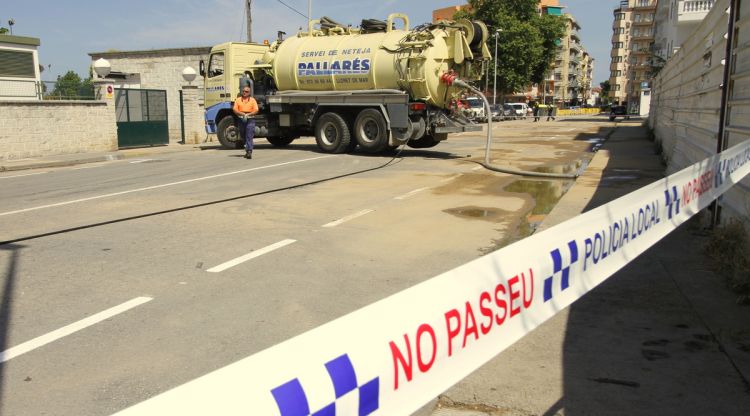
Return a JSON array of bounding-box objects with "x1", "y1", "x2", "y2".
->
[{"x1": 239, "y1": 119, "x2": 255, "y2": 151}]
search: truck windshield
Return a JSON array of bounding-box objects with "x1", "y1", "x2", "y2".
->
[{"x1": 467, "y1": 99, "x2": 483, "y2": 108}]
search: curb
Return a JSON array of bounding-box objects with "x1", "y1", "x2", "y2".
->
[{"x1": 0, "y1": 144, "x2": 205, "y2": 173}]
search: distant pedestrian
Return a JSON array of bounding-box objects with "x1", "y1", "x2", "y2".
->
[
  {"x1": 233, "y1": 86, "x2": 259, "y2": 159},
  {"x1": 533, "y1": 103, "x2": 541, "y2": 122},
  {"x1": 546, "y1": 104, "x2": 556, "y2": 121}
]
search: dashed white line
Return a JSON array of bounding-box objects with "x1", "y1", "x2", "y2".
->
[
  {"x1": 322, "y1": 209, "x2": 374, "y2": 228},
  {"x1": 0, "y1": 171, "x2": 49, "y2": 179},
  {"x1": 207, "y1": 239, "x2": 297, "y2": 273},
  {"x1": 394, "y1": 187, "x2": 429, "y2": 200},
  {"x1": 0, "y1": 155, "x2": 333, "y2": 217},
  {"x1": 0, "y1": 296, "x2": 153, "y2": 363}
]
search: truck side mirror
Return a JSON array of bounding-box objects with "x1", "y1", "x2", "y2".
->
[{"x1": 199, "y1": 60, "x2": 206, "y2": 77}]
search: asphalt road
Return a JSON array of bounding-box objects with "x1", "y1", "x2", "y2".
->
[{"x1": 0, "y1": 119, "x2": 614, "y2": 415}]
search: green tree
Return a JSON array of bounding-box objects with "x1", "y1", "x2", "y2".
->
[
  {"x1": 0, "y1": 27, "x2": 8, "y2": 34},
  {"x1": 52, "y1": 71, "x2": 83, "y2": 98},
  {"x1": 50, "y1": 70, "x2": 95, "y2": 99},
  {"x1": 458, "y1": 0, "x2": 566, "y2": 97}
]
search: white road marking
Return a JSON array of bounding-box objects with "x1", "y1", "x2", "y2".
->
[
  {"x1": 322, "y1": 209, "x2": 374, "y2": 228},
  {"x1": 0, "y1": 155, "x2": 334, "y2": 217},
  {"x1": 0, "y1": 297, "x2": 153, "y2": 363},
  {"x1": 129, "y1": 159, "x2": 156, "y2": 164},
  {"x1": 207, "y1": 239, "x2": 297, "y2": 273},
  {"x1": 0, "y1": 171, "x2": 49, "y2": 179},
  {"x1": 394, "y1": 187, "x2": 429, "y2": 200}
]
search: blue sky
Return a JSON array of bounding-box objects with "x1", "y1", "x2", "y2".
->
[{"x1": 1, "y1": 0, "x2": 621, "y2": 85}]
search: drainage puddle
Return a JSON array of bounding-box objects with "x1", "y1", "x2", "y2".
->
[{"x1": 444, "y1": 206, "x2": 506, "y2": 222}]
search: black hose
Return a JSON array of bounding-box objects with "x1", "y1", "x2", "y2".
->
[
  {"x1": 361, "y1": 18, "x2": 388, "y2": 33},
  {"x1": 320, "y1": 16, "x2": 346, "y2": 30}
]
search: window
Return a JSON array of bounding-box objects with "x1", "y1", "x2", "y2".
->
[
  {"x1": 616, "y1": 12, "x2": 625, "y2": 20},
  {"x1": 208, "y1": 52, "x2": 225, "y2": 78},
  {"x1": 613, "y1": 56, "x2": 623, "y2": 63},
  {"x1": 614, "y1": 84, "x2": 621, "y2": 91},
  {"x1": 0, "y1": 50, "x2": 35, "y2": 78},
  {"x1": 613, "y1": 41, "x2": 624, "y2": 49},
  {"x1": 610, "y1": 70, "x2": 622, "y2": 78}
]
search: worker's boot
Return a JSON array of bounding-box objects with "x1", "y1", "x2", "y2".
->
[{"x1": 244, "y1": 150, "x2": 252, "y2": 159}]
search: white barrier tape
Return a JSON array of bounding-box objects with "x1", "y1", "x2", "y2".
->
[{"x1": 114, "y1": 140, "x2": 750, "y2": 416}]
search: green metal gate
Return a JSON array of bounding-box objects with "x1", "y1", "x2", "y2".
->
[{"x1": 115, "y1": 88, "x2": 169, "y2": 147}]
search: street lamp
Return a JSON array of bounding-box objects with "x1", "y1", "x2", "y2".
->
[
  {"x1": 8, "y1": 19, "x2": 14, "y2": 35},
  {"x1": 493, "y1": 29, "x2": 501, "y2": 106}
]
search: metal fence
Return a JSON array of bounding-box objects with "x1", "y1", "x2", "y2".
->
[
  {"x1": 650, "y1": 0, "x2": 750, "y2": 223},
  {"x1": 0, "y1": 79, "x2": 95, "y2": 100}
]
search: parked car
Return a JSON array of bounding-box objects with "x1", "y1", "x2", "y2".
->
[
  {"x1": 463, "y1": 97, "x2": 487, "y2": 122},
  {"x1": 609, "y1": 105, "x2": 631, "y2": 121},
  {"x1": 489, "y1": 104, "x2": 502, "y2": 121},
  {"x1": 502, "y1": 104, "x2": 516, "y2": 119},
  {"x1": 508, "y1": 103, "x2": 529, "y2": 119}
]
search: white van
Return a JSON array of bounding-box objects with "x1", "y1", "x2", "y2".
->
[{"x1": 508, "y1": 103, "x2": 529, "y2": 119}]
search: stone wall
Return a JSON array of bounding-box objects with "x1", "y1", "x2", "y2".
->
[
  {"x1": 0, "y1": 100, "x2": 117, "y2": 161},
  {"x1": 89, "y1": 47, "x2": 210, "y2": 143}
]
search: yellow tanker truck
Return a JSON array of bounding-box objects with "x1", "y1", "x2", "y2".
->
[{"x1": 201, "y1": 14, "x2": 491, "y2": 153}]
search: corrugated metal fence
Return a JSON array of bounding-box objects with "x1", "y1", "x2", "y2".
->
[{"x1": 650, "y1": 0, "x2": 750, "y2": 223}]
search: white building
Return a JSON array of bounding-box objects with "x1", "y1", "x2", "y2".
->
[
  {"x1": 0, "y1": 34, "x2": 41, "y2": 101},
  {"x1": 654, "y1": 0, "x2": 716, "y2": 60}
]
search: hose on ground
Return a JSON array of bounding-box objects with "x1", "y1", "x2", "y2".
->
[{"x1": 450, "y1": 78, "x2": 579, "y2": 180}]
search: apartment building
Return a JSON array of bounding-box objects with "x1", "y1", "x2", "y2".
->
[
  {"x1": 609, "y1": 0, "x2": 658, "y2": 110},
  {"x1": 654, "y1": 0, "x2": 716, "y2": 59},
  {"x1": 551, "y1": 14, "x2": 594, "y2": 107}
]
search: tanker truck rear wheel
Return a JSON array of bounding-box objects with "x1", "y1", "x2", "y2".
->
[
  {"x1": 315, "y1": 113, "x2": 352, "y2": 153},
  {"x1": 354, "y1": 109, "x2": 388, "y2": 153},
  {"x1": 217, "y1": 117, "x2": 244, "y2": 149}
]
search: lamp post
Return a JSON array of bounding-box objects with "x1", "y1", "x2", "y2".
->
[{"x1": 493, "y1": 29, "x2": 501, "y2": 106}]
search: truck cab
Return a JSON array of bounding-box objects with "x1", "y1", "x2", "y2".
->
[{"x1": 201, "y1": 42, "x2": 269, "y2": 147}]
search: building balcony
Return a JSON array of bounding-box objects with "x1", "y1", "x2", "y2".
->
[
  {"x1": 678, "y1": 0, "x2": 715, "y2": 24},
  {"x1": 632, "y1": 0, "x2": 657, "y2": 10},
  {"x1": 632, "y1": 34, "x2": 655, "y2": 41},
  {"x1": 631, "y1": 19, "x2": 655, "y2": 26},
  {"x1": 570, "y1": 42, "x2": 582, "y2": 53}
]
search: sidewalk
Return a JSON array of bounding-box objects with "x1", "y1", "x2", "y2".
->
[
  {"x1": 0, "y1": 141, "x2": 212, "y2": 172},
  {"x1": 430, "y1": 121, "x2": 750, "y2": 415}
]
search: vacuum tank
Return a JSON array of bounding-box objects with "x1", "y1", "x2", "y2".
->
[{"x1": 262, "y1": 14, "x2": 491, "y2": 109}]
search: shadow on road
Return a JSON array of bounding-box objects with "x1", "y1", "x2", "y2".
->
[{"x1": 547, "y1": 122, "x2": 750, "y2": 414}]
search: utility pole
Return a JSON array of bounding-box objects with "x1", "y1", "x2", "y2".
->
[
  {"x1": 308, "y1": 0, "x2": 312, "y2": 26},
  {"x1": 246, "y1": 0, "x2": 253, "y2": 43}
]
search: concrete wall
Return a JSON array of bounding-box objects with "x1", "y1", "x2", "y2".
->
[
  {"x1": 89, "y1": 47, "x2": 210, "y2": 144},
  {"x1": 0, "y1": 100, "x2": 117, "y2": 161},
  {"x1": 650, "y1": 0, "x2": 750, "y2": 223}
]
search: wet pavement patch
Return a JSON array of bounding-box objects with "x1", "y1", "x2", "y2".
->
[
  {"x1": 444, "y1": 206, "x2": 507, "y2": 222},
  {"x1": 504, "y1": 179, "x2": 575, "y2": 236}
]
